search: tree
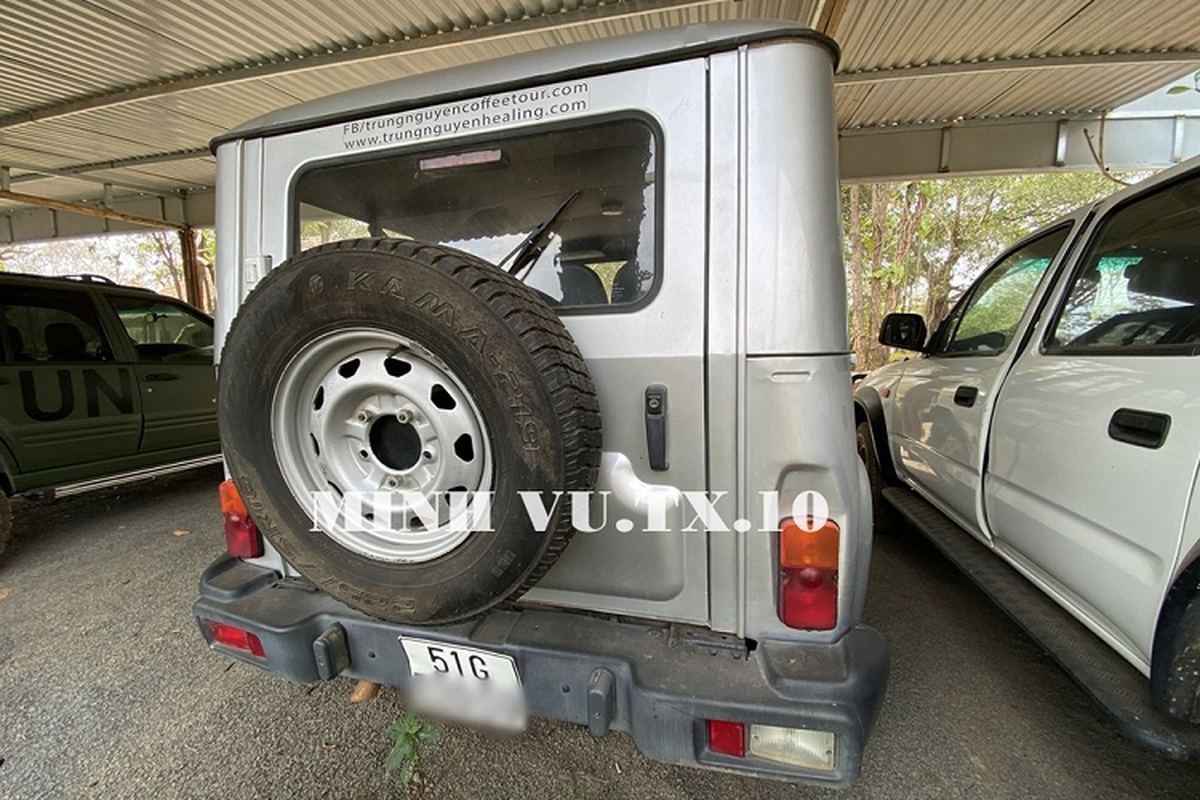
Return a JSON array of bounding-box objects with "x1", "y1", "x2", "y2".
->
[
  {"x1": 0, "y1": 229, "x2": 213, "y2": 305},
  {"x1": 143, "y1": 231, "x2": 185, "y2": 298},
  {"x1": 844, "y1": 171, "x2": 1125, "y2": 370}
]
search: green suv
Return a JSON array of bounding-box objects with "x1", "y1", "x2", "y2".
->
[{"x1": 0, "y1": 273, "x2": 220, "y2": 558}]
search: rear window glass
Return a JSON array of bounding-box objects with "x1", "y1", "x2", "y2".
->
[
  {"x1": 294, "y1": 118, "x2": 658, "y2": 310},
  {"x1": 2, "y1": 288, "x2": 112, "y2": 363},
  {"x1": 1049, "y1": 173, "x2": 1200, "y2": 353}
]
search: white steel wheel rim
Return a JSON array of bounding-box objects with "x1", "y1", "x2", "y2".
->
[{"x1": 271, "y1": 328, "x2": 493, "y2": 563}]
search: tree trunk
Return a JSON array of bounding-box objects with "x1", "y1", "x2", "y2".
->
[
  {"x1": 864, "y1": 185, "x2": 891, "y2": 369},
  {"x1": 847, "y1": 185, "x2": 865, "y2": 360}
]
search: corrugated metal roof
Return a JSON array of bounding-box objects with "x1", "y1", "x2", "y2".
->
[
  {"x1": 840, "y1": 62, "x2": 1195, "y2": 129},
  {"x1": 2, "y1": 0, "x2": 1198, "y2": 229}
]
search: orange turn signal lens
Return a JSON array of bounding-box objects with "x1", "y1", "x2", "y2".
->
[
  {"x1": 779, "y1": 518, "x2": 840, "y2": 570},
  {"x1": 219, "y1": 480, "x2": 263, "y2": 559},
  {"x1": 219, "y1": 479, "x2": 248, "y2": 516}
]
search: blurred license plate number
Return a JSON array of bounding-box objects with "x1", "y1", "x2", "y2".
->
[{"x1": 400, "y1": 637, "x2": 525, "y2": 730}]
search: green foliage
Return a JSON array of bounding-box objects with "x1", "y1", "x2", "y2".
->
[
  {"x1": 844, "y1": 171, "x2": 1131, "y2": 370},
  {"x1": 198, "y1": 229, "x2": 216, "y2": 264},
  {"x1": 384, "y1": 711, "x2": 439, "y2": 786},
  {"x1": 1168, "y1": 70, "x2": 1200, "y2": 95},
  {"x1": 300, "y1": 217, "x2": 371, "y2": 249},
  {"x1": 0, "y1": 230, "x2": 202, "y2": 294}
]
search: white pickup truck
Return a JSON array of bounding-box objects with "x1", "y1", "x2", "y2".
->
[{"x1": 854, "y1": 155, "x2": 1200, "y2": 759}]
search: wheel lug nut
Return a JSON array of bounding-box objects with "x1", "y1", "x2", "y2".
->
[
  {"x1": 357, "y1": 412, "x2": 369, "y2": 423},
  {"x1": 396, "y1": 410, "x2": 411, "y2": 424}
]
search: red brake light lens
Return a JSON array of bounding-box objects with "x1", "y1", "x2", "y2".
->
[
  {"x1": 778, "y1": 517, "x2": 839, "y2": 630},
  {"x1": 707, "y1": 719, "x2": 746, "y2": 757},
  {"x1": 418, "y1": 148, "x2": 504, "y2": 172},
  {"x1": 207, "y1": 621, "x2": 265, "y2": 658},
  {"x1": 219, "y1": 479, "x2": 263, "y2": 559}
]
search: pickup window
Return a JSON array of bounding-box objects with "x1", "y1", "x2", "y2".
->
[
  {"x1": 1, "y1": 288, "x2": 113, "y2": 363},
  {"x1": 938, "y1": 226, "x2": 1071, "y2": 355},
  {"x1": 1049, "y1": 173, "x2": 1200, "y2": 353},
  {"x1": 106, "y1": 296, "x2": 214, "y2": 363}
]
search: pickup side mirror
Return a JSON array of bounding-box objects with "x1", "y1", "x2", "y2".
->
[{"x1": 879, "y1": 313, "x2": 928, "y2": 351}]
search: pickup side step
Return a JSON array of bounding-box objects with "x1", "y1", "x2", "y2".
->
[{"x1": 882, "y1": 485, "x2": 1200, "y2": 761}]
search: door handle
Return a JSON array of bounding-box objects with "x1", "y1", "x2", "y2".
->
[
  {"x1": 144, "y1": 373, "x2": 179, "y2": 382},
  {"x1": 953, "y1": 385, "x2": 978, "y2": 407},
  {"x1": 644, "y1": 384, "x2": 669, "y2": 471},
  {"x1": 1109, "y1": 408, "x2": 1171, "y2": 449}
]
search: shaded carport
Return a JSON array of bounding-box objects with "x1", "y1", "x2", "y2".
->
[{"x1": 2, "y1": 0, "x2": 1199, "y2": 304}]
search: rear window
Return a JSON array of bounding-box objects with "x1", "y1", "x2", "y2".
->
[
  {"x1": 2, "y1": 288, "x2": 112, "y2": 363},
  {"x1": 1048, "y1": 172, "x2": 1200, "y2": 353},
  {"x1": 294, "y1": 118, "x2": 658, "y2": 310}
]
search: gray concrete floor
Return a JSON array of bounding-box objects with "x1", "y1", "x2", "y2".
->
[{"x1": 0, "y1": 466, "x2": 1197, "y2": 799}]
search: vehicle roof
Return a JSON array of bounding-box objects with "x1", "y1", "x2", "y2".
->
[
  {"x1": 212, "y1": 21, "x2": 836, "y2": 149},
  {"x1": 0, "y1": 272, "x2": 155, "y2": 292}
]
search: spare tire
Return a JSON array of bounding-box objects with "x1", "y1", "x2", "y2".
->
[{"x1": 219, "y1": 238, "x2": 601, "y2": 624}]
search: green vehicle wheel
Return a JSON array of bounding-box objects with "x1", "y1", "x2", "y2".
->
[{"x1": 0, "y1": 490, "x2": 11, "y2": 560}]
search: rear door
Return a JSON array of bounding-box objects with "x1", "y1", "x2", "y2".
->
[
  {"x1": 986, "y1": 170, "x2": 1200, "y2": 668},
  {"x1": 262, "y1": 59, "x2": 711, "y2": 622},
  {"x1": 890, "y1": 226, "x2": 1073, "y2": 534},
  {"x1": 103, "y1": 293, "x2": 217, "y2": 453},
  {"x1": 0, "y1": 284, "x2": 140, "y2": 479}
]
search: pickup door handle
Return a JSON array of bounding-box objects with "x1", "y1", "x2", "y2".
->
[
  {"x1": 144, "y1": 373, "x2": 179, "y2": 382},
  {"x1": 1109, "y1": 408, "x2": 1171, "y2": 449},
  {"x1": 953, "y1": 385, "x2": 978, "y2": 407}
]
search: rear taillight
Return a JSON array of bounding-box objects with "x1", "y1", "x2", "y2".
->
[
  {"x1": 219, "y1": 479, "x2": 263, "y2": 559},
  {"x1": 706, "y1": 718, "x2": 838, "y2": 772},
  {"x1": 707, "y1": 719, "x2": 746, "y2": 757},
  {"x1": 778, "y1": 517, "x2": 839, "y2": 630},
  {"x1": 207, "y1": 620, "x2": 265, "y2": 658}
]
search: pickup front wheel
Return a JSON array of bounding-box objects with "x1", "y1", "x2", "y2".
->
[
  {"x1": 856, "y1": 422, "x2": 900, "y2": 535},
  {"x1": 1152, "y1": 567, "x2": 1200, "y2": 723}
]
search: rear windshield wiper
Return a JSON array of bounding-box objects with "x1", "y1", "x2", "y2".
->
[{"x1": 499, "y1": 191, "x2": 580, "y2": 281}]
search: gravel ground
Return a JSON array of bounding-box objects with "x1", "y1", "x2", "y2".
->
[{"x1": 0, "y1": 466, "x2": 1197, "y2": 799}]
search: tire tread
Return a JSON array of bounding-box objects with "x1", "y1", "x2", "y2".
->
[{"x1": 225, "y1": 237, "x2": 602, "y2": 612}]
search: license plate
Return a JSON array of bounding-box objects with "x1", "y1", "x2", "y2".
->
[{"x1": 399, "y1": 637, "x2": 526, "y2": 730}]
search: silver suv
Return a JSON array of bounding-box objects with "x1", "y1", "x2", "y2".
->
[{"x1": 193, "y1": 22, "x2": 886, "y2": 786}]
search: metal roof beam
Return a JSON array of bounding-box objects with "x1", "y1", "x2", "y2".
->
[
  {"x1": 2, "y1": 159, "x2": 187, "y2": 198},
  {"x1": 1, "y1": 189, "x2": 214, "y2": 244},
  {"x1": 0, "y1": 188, "x2": 186, "y2": 230},
  {"x1": 840, "y1": 112, "x2": 1200, "y2": 183},
  {"x1": 836, "y1": 50, "x2": 1200, "y2": 86}
]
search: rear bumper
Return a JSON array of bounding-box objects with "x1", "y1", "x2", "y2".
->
[{"x1": 193, "y1": 555, "x2": 889, "y2": 786}]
